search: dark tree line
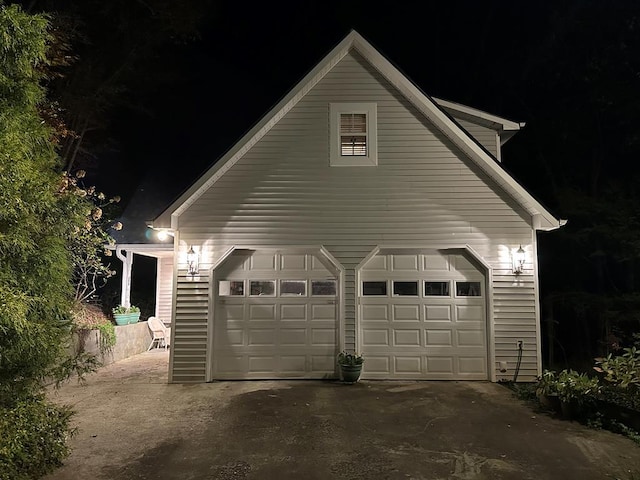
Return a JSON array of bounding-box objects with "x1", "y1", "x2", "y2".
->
[{"x1": 502, "y1": 1, "x2": 640, "y2": 367}]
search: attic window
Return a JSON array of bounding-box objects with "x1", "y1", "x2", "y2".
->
[
  {"x1": 330, "y1": 103, "x2": 377, "y2": 166},
  {"x1": 340, "y1": 114, "x2": 367, "y2": 156}
]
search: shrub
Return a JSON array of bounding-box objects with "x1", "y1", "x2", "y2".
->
[
  {"x1": 0, "y1": 398, "x2": 74, "y2": 480},
  {"x1": 594, "y1": 347, "x2": 640, "y2": 390}
]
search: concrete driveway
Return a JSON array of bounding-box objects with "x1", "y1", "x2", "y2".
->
[{"x1": 45, "y1": 351, "x2": 639, "y2": 480}]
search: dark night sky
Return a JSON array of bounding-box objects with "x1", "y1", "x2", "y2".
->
[{"x1": 106, "y1": 1, "x2": 635, "y2": 240}]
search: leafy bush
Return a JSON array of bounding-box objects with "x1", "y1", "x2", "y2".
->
[
  {"x1": 555, "y1": 369, "x2": 601, "y2": 405},
  {"x1": 594, "y1": 346, "x2": 640, "y2": 390},
  {"x1": 0, "y1": 398, "x2": 74, "y2": 480}
]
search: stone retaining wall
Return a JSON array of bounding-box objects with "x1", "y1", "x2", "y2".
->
[{"x1": 74, "y1": 321, "x2": 151, "y2": 366}]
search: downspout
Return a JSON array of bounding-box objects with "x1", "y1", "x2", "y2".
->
[{"x1": 116, "y1": 247, "x2": 133, "y2": 308}]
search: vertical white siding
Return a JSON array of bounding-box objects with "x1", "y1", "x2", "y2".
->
[{"x1": 172, "y1": 50, "x2": 539, "y2": 383}]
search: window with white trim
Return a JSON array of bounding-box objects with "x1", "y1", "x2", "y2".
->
[{"x1": 330, "y1": 103, "x2": 377, "y2": 166}]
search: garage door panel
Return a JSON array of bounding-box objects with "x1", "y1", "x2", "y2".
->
[
  {"x1": 425, "y1": 329, "x2": 453, "y2": 346},
  {"x1": 311, "y1": 304, "x2": 336, "y2": 321},
  {"x1": 311, "y1": 328, "x2": 335, "y2": 346},
  {"x1": 280, "y1": 328, "x2": 307, "y2": 346},
  {"x1": 250, "y1": 254, "x2": 277, "y2": 270},
  {"x1": 223, "y1": 304, "x2": 245, "y2": 320},
  {"x1": 216, "y1": 355, "x2": 246, "y2": 373},
  {"x1": 425, "y1": 305, "x2": 451, "y2": 320},
  {"x1": 311, "y1": 355, "x2": 335, "y2": 372},
  {"x1": 280, "y1": 254, "x2": 306, "y2": 270},
  {"x1": 281, "y1": 304, "x2": 307, "y2": 320},
  {"x1": 362, "y1": 329, "x2": 389, "y2": 346},
  {"x1": 393, "y1": 329, "x2": 421, "y2": 346},
  {"x1": 365, "y1": 356, "x2": 391, "y2": 374},
  {"x1": 423, "y1": 254, "x2": 450, "y2": 271},
  {"x1": 362, "y1": 304, "x2": 388, "y2": 321},
  {"x1": 226, "y1": 329, "x2": 244, "y2": 346},
  {"x1": 248, "y1": 356, "x2": 276, "y2": 373},
  {"x1": 458, "y1": 357, "x2": 487, "y2": 374},
  {"x1": 248, "y1": 329, "x2": 276, "y2": 346},
  {"x1": 249, "y1": 304, "x2": 276, "y2": 320},
  {"x1": 362, "y1": 255, "x2": 387, "y2": 270},
  {"x1": 392, "y1": 304, "x2": 420, "y2": 321},
  {"x1": 457, "y1": 330, "x2": 485, "y2": 347},
  {"x1": 456, "y1": 305, "x2": 484, "y2": 321},
  {"x1": 426, "y1": 356, "x2": 454, "y2": 374},
  {"x1": 280, "y1": 356, "x2": 306, "y2": 372},
  {"x1": 394, "y1": 356, "x2": 422, "y2": 373},
  {"x1": 391, "y1": 254, "x2": 419, "y2": 271}
]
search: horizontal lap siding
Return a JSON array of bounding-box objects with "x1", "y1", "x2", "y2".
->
[
  {"x1": 455, "y1": 118, "x2": 499, "y2": 159},
  {"x1": 157, "y1": 256, "x2": 173, "y2": 322},
  {"x1": 171, "y1": 273, "x2": 209, "y2": 382},
  {"x1": 174, "y1": 50, "x2": 538, "y2": 382}
]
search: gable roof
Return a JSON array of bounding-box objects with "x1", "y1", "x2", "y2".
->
[{"x1": 153, "y1": 30, "x2": 563, "y2": 232}]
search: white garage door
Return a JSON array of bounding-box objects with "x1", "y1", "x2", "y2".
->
[
  {"x1": 212, "y1": 250, "x2": 338, "y2": 379},
  {"x1": 360, "y1": 251, "x2": 488, "y2": 380}
]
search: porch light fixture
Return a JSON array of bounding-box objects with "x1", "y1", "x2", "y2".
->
[
  {"x1": 513, "y1": 245, "x2": 526, "y2": 275},
  {"x1": 186, "y1": 246, "x2": 199, "y2": 276}
]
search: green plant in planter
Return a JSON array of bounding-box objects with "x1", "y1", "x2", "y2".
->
[
  {"x1": 536, "y1": 370, "x2": 561, "y2": 412},
  {"x1": 337, "y1": 351, "x2": 364, "y2": 366},
  {"x1": 112, "y1": 305, "x2": 129, "y2": 315},
  {"x1": 337, "y1": 351, "x2": 364, "y2": 383}
]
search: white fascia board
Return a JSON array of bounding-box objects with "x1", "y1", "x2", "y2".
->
[
  {"x1": 109, "y1": 243, "x2": 174, "y2": 258},
  {"x1": 433, "y1": 97, "x2": 522, "y2": 133},
  {"x1": 152, "y1": 31, "x2": 361, "y2": 230}
]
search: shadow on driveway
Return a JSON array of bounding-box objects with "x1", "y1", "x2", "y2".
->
[{"x1": 45, "y1": 351, "x2": 639, "y2": 479}]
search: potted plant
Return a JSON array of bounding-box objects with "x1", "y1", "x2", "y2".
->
[
  {"x1": 112, "y1": 305, "x2": 131, "y2": 326},
  {"x1": 555, "y1": 369, "x2": 600, "y2": 420},
  {"x1": 112, "y1": 305, "x2": 141, "y2": 325},
  {"x1": 337, "y1": 351, "x2": 364, "y2": 383},
  {"x1": 128, "y1": 305, "x2": 141, "y2": 324},
  {"x1": 536, "y1": 370, "x2": 561, "y2": 413}
]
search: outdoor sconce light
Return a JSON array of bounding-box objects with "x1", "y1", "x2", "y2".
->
[
  {"x1": 513, "y1": 245, "x2": 526, "y2": 275},
  {"x1": 186, "y1": 246, "x2": 199, "y2": 276}
]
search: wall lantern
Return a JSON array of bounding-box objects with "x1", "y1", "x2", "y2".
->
[
  {"x1": 513, "y1": 245, "x2": 526, "y2": 275},
  {"x1": 186, "y1": 246, "x2": 199, "y2": 276}
]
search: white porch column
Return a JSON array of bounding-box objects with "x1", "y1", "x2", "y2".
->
[{"x1": 116, "y1": 248, "x2": 134, "y2": 308}]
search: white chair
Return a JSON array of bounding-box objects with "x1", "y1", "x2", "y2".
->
[{"x1": 147, "y1": 316, "x2": 171, "y2": 351}]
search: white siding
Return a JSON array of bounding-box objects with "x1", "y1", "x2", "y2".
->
[
  {"x1": 455, "y1": 118, "x2": 499, "y2": 160},
  {"x1": 156, "y1": 256, "x2": 173, "y2": 322},
  {"x1": 172, "y1": 50, "x2": 538, "y2": 383}
]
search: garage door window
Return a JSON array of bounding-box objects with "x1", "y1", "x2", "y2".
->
[
  {"x1": 250, "y1": 280, "x2": 276, "y2": 296},
  {"x1": 311, "y1": 280, "x2": 336, "y2": 296},
  {"x1": 455, "y1": 281, "x2": 481, "y2": 297},
  {"x1": 280, "y1": 280, "x2": 306, "y2": 296},
  {"x1": 424, "y1": 281, "x2": 450, "y2": 297},
  {"x1": 363, "y1": 281, "x2": 387, "y2": 296},
  {"x1": 393, "y1": 281, "x2": 418, "y2": 296},
  {"x1": 219, "y1": 280, "x2": 245, "y2": 296}
]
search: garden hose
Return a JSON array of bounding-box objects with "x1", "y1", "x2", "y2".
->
[{"x1": 513, "y1": 341, "x2": 523, "y2": 382}]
